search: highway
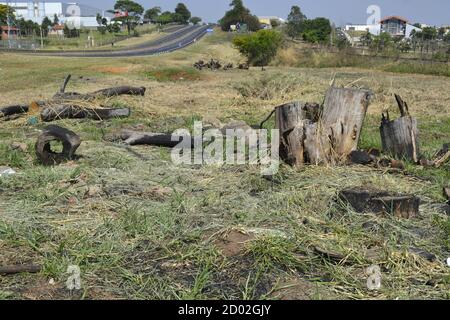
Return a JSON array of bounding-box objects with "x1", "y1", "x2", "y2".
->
[{"x1": 17, "y1": 24, "x2": 211, "y2": 58}]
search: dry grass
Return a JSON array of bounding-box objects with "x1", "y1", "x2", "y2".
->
[{"x1": 0, "y1": 29, "x2": 449, "y2": 300}]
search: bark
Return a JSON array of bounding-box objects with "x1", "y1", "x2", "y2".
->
[
  {"x1": 0, "y1": 105, "x2": 29, "y2": 118},
  {"x1": 275, "y1": 87, "x2": 371, "y2": 166},
  {"x1": 118, "y1": 130, "x2": 194, "y2": 148},
  {"x1": 339, "y1": 188, "x2": 420, "y2": 219},
  {"x1": 380, "y1": 94, "x2": 420, "y2": 163},
  {"x1": 41, "y1": 105, "x2": 130, "y2": 122},
  {"x1": 53, "y1": 86, "x2": 146, "y2": 101},
  {"x1": 0, "y1": 264, "x2": 41, "y2": 275},
  {"x1": 35, "y1": 125, "x2": 81, "y2": 165}
]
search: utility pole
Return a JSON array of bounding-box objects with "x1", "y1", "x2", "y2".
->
[
  {"x1": 40, "y1": 27, "x2": 44, "y2": 48},
  {"x1": 6, "y1": 0, "x2": 12, "y2": 48}
]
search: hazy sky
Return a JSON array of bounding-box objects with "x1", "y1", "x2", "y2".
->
[{"x1": 78, "y1": 0, "x2": 449, "y2": 26}]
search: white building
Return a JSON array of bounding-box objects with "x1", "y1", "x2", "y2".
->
[
  {"x1": 345, "y1": 24, "x2": 381, "y2": 36},
  {"x1": 0, "y1": 1, "x2": 109, "y2": 27},
  {"x1": 345, "y1": 16, "x2": 422, "y2": 39}
]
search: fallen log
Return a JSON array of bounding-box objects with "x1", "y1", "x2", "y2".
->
[
  {"x1": 339, "y1": 188, "x2": 420, "y2": 219},
  {"x1": 0, "y1": 105, "x2": 29, "y2": 118},
  {"x1": 53, "y1": 86, "x2": 146, "y2": 101},
  {"x1": 0, "y1": 263, "x2": 42, "y2": 275},
  {"x1": 41, "y1": 105, "x2": 130, "y2": 122},
  {"x1": 118, "y1": 130, "x2": 194, "y2": 148},
  {"x1": 275, "y1": 87, "x2": 371, "y2": 166},
  {"x1": 35, "y1": 125, "x2": 81, "y2": 165},
  {"x1": 380, "y1": 94, "x2": 420, "y2": 163}
]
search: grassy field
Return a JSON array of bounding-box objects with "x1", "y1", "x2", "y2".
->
[{"x1": 0, "y1": 30, "x2": 449, "y2": 300}]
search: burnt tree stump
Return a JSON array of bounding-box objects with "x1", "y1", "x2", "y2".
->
[
  {"x1": 275, "y1": 87, "x2": 371, "y2": 166},
  {"x1": 36, "y1": 125, "x2": 81, "y2": 165},
  {"x1": 380, "y1": 94, "x2": 420, "y2": 163},
  {"x1": 339, "y1": 188, "x2": 420, "y2": 219}
]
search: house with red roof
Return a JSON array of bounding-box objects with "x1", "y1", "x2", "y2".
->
[{"x1": 1, "y1": 26, "x2": 19, "y2": 40}]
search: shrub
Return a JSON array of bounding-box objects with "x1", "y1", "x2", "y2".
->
[{"x1": 232, "y1": 29, "x2": 283, "y2": 70}]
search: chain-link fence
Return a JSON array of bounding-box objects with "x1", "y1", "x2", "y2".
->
[{"x1": 0, "y1": 39, "x2": 41, "y2": 50}]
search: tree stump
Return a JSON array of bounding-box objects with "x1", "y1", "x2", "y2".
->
[
  {"x1": 275, "y1": 87, "x2": 371, "y2": 166},
  {"x1": 35, "y1": 125, "x2": 81, "y2": 165},
  {"x1": 339, "y1": 188, "x2": 420, "y2": 219},
  {"x1": 380, "y1": 94, "x2": 420, "y2": 163}
]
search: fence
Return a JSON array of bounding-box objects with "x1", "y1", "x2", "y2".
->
[{"x1": 0, "y1": 39, "x2": 41, "y2": 50}]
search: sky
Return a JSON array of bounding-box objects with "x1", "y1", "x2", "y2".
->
[{"x1": 77, "y1": 0, "x2": 449, "y2": 26}]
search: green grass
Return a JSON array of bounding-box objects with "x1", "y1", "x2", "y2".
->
[{"x1": 0, "y1": 33, "x2": 449, "y2": 300}]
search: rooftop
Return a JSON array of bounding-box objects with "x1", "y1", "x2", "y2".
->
[{"x1": 380, "y1": 16, "x2": 409, "y2": 23}]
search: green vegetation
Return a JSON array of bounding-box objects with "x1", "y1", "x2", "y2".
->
[
  {"x1": 284, "y1": 5, "x2": 332, "y2": 44},
  {"x1": 219, "y1": 0, "x2": 261, "y2": 32},
  {"x1": 233, "y1": 30, "x2": 283, "y2": 69},
  {"x1": 112, "y1": 0, "x2": 144, "y2": 35}
]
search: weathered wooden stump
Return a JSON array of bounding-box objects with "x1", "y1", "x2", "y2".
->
[
  {"x1": 35, "y1": 125, "x2": 81, "y2": 165},
  {"x1": 275, "y1": 87, "x2": 371, "y2": 166},
  {"x1": 339, "y1": 188, "x2": 420, "y2": 219},
  {"x1": 380, "y1": 94, "x2": 420, "y2": 163},
  {"x1": 41, "y1": 105, "x2": 130, "y2": 122}
]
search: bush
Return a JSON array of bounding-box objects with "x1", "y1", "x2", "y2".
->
[{"x1": 232, "y1": 29, "x2": 283, "y2": 69}]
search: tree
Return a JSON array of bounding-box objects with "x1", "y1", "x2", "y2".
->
[
  {"x1": 174, "y1": 3, "x2": 191, "y2": 24},
  {"x1": 144, "y1": 7, "x2": 161, "y2": 23},
  {"x1": 53, "y1": 14, "x2": 59, "y2": 26},
  {"x1": 0, "y1": 4, "x2": 14, "y2": 25},
  {"x1": 189, "y1": 17, "x2": 202, "y2": 25},
  {"x1": 232, "y1": 29, "x2": 283, "y2": 70},
  {"x1": 157, "y1": 11, "x2": 174, "y2": 25},
  {"x1": 219, "y1": 0, "x2": 260, "y2": 32},
  {"x1": 113, "y1": 0, "x2": 144, "y2": 35},
  {"x1": 301, "y1": 18, "x2": 332, "y2": 43},
  {"x1": 360, "y1": 31, "x2": 373, "y2": 47},
  {"x1": 270, "y1": 19, "x2": 280, "y2": 29},
  {"x1": 286, "y1": 5, "x2": 306, "y2": 39},
  {"x1": 41, "y1": 16, "x2": 53, "y2": 36}
]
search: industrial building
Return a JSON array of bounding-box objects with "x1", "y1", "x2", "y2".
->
[{"x1": 0, "y1": 1, "x2": 109, "y2": 27}]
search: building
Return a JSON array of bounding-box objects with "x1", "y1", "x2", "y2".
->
[
  {"x1": 48, "y1": 23, "x2": 64, "y2": 36},
  {"x1": 0, "y1": 1, "x2": 110, "y2": 27},
  {"x1": 1, "y1": 26, "x2": 19, "y2": 39},
  {"x1": 345, "y1": 24, "x2": 380, "y2": 36},
  {"x1": 380, "y1": 16, "x2": 421, "y2": 38},
  {"x1": 345, "y1": 15, "x2": 421, "y2": 39}
]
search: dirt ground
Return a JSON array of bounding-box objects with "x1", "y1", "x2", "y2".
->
[{"x1": 0, "y1": 30, "x2": 449, "y2": 300}]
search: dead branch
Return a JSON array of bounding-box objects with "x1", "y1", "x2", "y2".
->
[
  {"x1": 41, "y1": 105, "x2": 130, "y2": 122},
  {"x1": 0, "y1": 263, "x2": 42, "y2": 275}
]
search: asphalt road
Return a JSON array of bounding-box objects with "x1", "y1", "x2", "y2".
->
[{"x1": 18, "y1": 24, "x2": 211, "y2": 58}]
